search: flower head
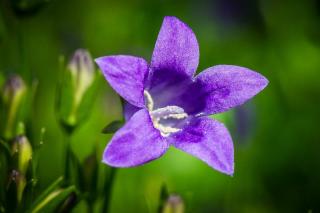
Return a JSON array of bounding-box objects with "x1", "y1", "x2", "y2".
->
[{"x1": 95, "y1": 16, "x2": 268, "y2": 175}]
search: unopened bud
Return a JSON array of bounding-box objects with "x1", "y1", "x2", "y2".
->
[
  {"x1": 9, "y1": 170, "x2": 26, "y2": 203},
  {"x1": 12, "y1": 135, "x2": 32, "y2": 175},
  {"x1": 57, "y1": 49, "x2": 97, "y2": 130},
  {"x1": 162, "y1": 194, "x2": 185, "y2": 213},
  {"x1": 68, "y1": 49, "x2": 95, "y2": 106},
  {"x1": 1, "y1": 74, "x2": 26, "y2": 140}
]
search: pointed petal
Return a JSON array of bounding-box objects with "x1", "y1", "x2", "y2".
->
[
  {"x1": 95, "y1": 55, "x2": 148, "y2": 107},
  {"x1": 170, "y1": 117, "x2": 234, "y2": 175},
  {"x1": 172, "y1": 65, "x2": 268, "y2": 115},
  {"x1": 194, "y1": 65, "x2": 268, "y2": 115},
  {"x1": 148, "y1": 16, "x2": 199, "y2": 89},
  {"x1": 103, "y1": 109, "x2": 168, "y2": 167}
]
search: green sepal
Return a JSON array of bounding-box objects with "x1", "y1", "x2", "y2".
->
[
  {"x1": 56, "y1": 66, "x2": 76, "y2": 130},
  {"x1": 101, "y1": 120, "x2": 125, "y2": 134},
  {"x1": 75, "y1": 72, "x2": 100, "y2": 127},
  {"x1": 56, "y1": 67, "x2": 100, "y2": 133}
]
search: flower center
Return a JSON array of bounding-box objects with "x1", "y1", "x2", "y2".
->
[{"x1": 144, "y1": 90, "x2": 188, "y2": 137}]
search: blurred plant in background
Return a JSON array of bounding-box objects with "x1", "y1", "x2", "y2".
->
[
  {"x1": 1, "y1": 0, "x2": 320, "y2": 212},
  {"x1": 56, "y1": 49, "x2": 98, "y2": 133},
  {"x1": 1, "y1": 75, "x2": 26, "y2": 140},
  {"x1": 54, "y1": 49, "x2": 117, "y2": 212},
  {"x1": 0, "y1": 72, "x2": 77, "y2": 212}
]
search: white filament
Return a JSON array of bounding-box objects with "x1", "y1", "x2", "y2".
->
[{"x1": 144, "y1": 90, "x2": 188, "y2": 137}]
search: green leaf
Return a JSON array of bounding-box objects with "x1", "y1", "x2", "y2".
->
[
  {"x1": 101, "y1": 120, "x2": 124, "y2": 134},
  {"x1": 29, "y1": 186, "x2": 76, "y2": 213},
  {"x1": 0, "y1": 140, "x2": 10, "y2": 158},
  {"x1": 29, "y1": 176, "x2": 63, "y2": 210}
]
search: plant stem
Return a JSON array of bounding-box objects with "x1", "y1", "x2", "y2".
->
[
  {"x1": 87, "y1": 202, "x2": 94, "y2": 213},
  {"x1": 102, "y1": 167, "x2": 116, "y2": 213},
  {"x1": 63, "y1": 133, "x2": 72, "y2": 185}
]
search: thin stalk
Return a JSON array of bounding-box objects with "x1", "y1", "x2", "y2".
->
[
  {"x1": 87, "y1": 202, "x2": 94, "y2": 213},
  {"x1": 63, "y1": 132, "x2": 72, "y2": 186},
  {"x1": 102, "y1": 168, "x2": 116, "y2": 213}
]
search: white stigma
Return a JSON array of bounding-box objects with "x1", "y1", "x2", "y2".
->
[
  {"x1": 144, "y1": 90, "x2": 154, "y2": 111},
  {"x1": 144, "y1": 90, "x2": 188, "y2": 137}
]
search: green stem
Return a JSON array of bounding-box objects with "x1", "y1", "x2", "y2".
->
[
  {"x1": 102, "y1": 168, "x2": 116, "y2": 213},
  {"x1": 0, "y1": 149, "x2": 7, "y2": 211},
  {"x1": 87, "y1": 201, "x2": 94, "y2": 213},
  {"x1": 63, "y1": 133, "x2": 72, "y2": 185}
]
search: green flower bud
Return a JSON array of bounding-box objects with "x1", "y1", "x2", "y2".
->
[
  {"x1": 56, "y1": 49, "x2": 98, "y2": 132},
  {"x1": 68, "y1": 49, "x2": 95, "y2": 104},
  {"x1": 9, "y1": 170, "x2": 26, "y2": 203},
  {"x1": 1, "y1": 75, "x2": 27, "y2": 140},
  {"x1": 162, "y1": 195, "x2": 185, "y2": 213},
  {"x1": 12, "y1": 135, "x2": 32, "y2": 175}
]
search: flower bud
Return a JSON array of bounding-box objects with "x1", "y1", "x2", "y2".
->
[
  {"x1": 68, "y1": 49, "x2": 95, "y2": 99},
  {"x1": 56, "y1": 49, "x2": 97, "y2": 131},
  {"x1": 162, "y1": 194, "x2": 185, "y2": 213},
  {"x1": 1, "y1": 75, "x2": 27, "y2": 140},
  {"x1": 9, "y1": 170, "x2": 26, "y2": 203},
  {"x1": 12, "y1": 135, "x2": 32, "y2": 175}
]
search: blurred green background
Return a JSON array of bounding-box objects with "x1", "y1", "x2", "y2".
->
[{"x1": 1, "y1": 0, "x2": 320, "y2": 212}]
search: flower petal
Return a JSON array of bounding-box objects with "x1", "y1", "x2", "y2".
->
[
  {"x1": 123, "y1": 101, "x2": 140, "y2": 121},
  {"x1": 170, "y1": 117, "x2": 234, "y2": 175},
  {"x1": 194, "y1": 65, "x2": 268, "y2": 115},
  {"x1": 148, "y1": 16, "x2": 199, "y2": 89},
  {"x1": 103, "y1": 109, "x2": 168, "y2": 167},
  {"x1": 95, "y1": 55, "x2": 148, "y2": 107},
  {"x1": 171, "y1": 65, "x2": 268, "y2": 115}
]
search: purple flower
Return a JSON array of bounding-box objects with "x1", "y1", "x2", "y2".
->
[{"x1": 95, "y1": 16, "x2": 268, "y2": 175}]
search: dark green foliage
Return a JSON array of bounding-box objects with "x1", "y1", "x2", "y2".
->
[{"x1": 101, "y1": 120, "x2": 124, "y2": 134}]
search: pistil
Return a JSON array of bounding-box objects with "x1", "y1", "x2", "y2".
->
[{"x1": 144, "y1": 90, "x2": 188, "y2": 137}]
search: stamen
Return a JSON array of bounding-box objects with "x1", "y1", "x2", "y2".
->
[
  {"x1": 162, "y1": 113, "x2": 188, "y2": 120},
  {"x1": 150, "y1": 106, "x2": 186, "y2": 119},
  {"x1": 144, "y1": 90, "x2": 188, "y2": 137},
  {"x1": 153, "y1": 121, "x2": 181, "y2": 137}
]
